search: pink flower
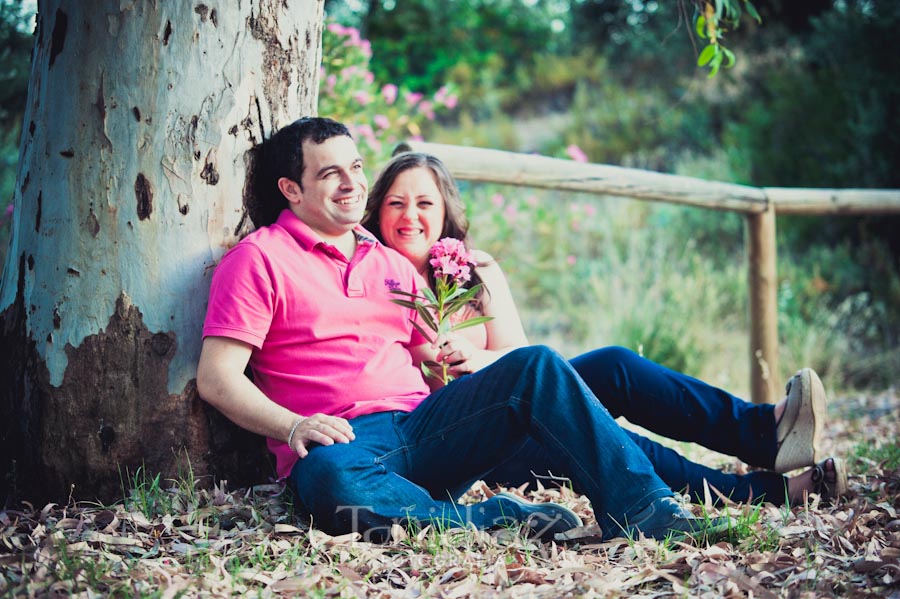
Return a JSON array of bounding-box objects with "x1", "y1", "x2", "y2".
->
[
  {"x1": 567, "y1": 255, "x2": 577, "y2": 266},
  {"x1": 566, "y1": 144, "x2": 589, "y2": 163},
  {"x1": 325, "y1": 74, "x2": 337, "y2": 92},
  {"x1": 382, "y1": 84, "x2": 398, "y2": 105},
  {"x1": 429, "y1": 237, "x2": 475, "y2": 284},
  {"x1": 360, "y1": 40, "x2": 372, "y2": 58},
  {"x1": 356, "y1": 123, "x2": 375, "y2": 139},
  {"x1": 584, "y1": 204, "x2": 597, "y2": 217},
  {"x1": 418, "y1": 100, "x2": 435, "y2": 120},
  {"x1": 503, "y1": 204, "x2": 518, "y2": 221},
  {"x1": 340, "y1": 66, "x2": 359, "y2": 80},
  {"x1": 405, "y1": 91, "x2": 423, "y2": 106},
  {"x1": 525, "y1": 195, "x2": 539, "y2": 207},
  {"x1": 373, "y1": 114, "x2": 390, "y2": 129},
  {"x1": 490, "y1": 193, "x2": 505, "y2": 208},
  {"x1": 364, "y1": 71, "x2": 375, "y2": 84},
  {"x1": 444, "y1": 94, "x2": 458, "y2": 109},
  {"x1": 344, "y1": 27, "x2": 361, "y2": 45},
  {"x1": 326, "y1": 23, "x2": 346, "y2": 35},
  {"x1": 353, "y1": 90, "x2": 372, "y2": 105}
]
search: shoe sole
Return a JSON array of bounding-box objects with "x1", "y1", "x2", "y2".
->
[
  {"x1": 830, "y1": 457, "x2": 849, "y2": 499},
  {"x1": 774, "y1": 368, "x2": 826, "y2": 473}
]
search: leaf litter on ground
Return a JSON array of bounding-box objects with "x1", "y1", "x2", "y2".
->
[{"x1": 1, "y1": 389, "x2": 898, "y2": 597}]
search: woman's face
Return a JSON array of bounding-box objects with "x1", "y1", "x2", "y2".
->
[{"x1": 378, "y1": 167, "x2": 446, "y2": 269}]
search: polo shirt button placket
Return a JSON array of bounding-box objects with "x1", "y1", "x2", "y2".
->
[{"x1": 346, "y1": 267, "x2": 364, "y2": 297}]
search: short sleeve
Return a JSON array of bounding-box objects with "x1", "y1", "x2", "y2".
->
[{"x1": 203, "y1": 243, "x2": 275, "y2": 349}]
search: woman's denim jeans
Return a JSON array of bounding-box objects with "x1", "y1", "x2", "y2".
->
[
  {"x1": 290, "y1": 345, "x2": 672, "y2": 542},
  {"x1": 484, "y1": 347, "x2": 787, "y2": 506}
]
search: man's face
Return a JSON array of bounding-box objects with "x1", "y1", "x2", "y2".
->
[{"x1": 291, "y1": 135, "x2": 368, "y2": 239}]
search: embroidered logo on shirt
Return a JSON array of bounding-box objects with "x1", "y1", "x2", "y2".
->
[{"x1": 384, "y1": 278, "x2": 401, "y2": 292}]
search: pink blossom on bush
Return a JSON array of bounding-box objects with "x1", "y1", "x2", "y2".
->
[
  {"x1": 434, "y1": 86, "x2": 459, "y2": 109},
  {"x1": 374, "y1": 114, "x2": 391, "y2": 129},
  {"x1": 344, "y1": 27, "x2": 361, "y2": 46},
  {"x1": 353, "y1": 90, "x2": 372, "y2": 105},
  {"x1": 503, "y1": 204, "x2": 519, "y2": 221},
  {"x1": 340, "y1": 65, "x2": 359, "y2": 80},
  {"x1": 360, "y1": 40, "x2": 372, "y2": 58},
  {"x1": 405, "y1": 91, "x2": 423, "y2": 106},
  {"x1": 325, "y1": 74, "x2": 337, "y2": 93},
  {"x1": 382, "y1": 84, "x2": 398, "y2": 105},
  {"x1": 525, "y1": 195, "x2": 539, "y2": 207},
  {"x1": 418, "y1": 100, "x2": 435, "y2": 120},
  {"x1": 327, "y1": 22, "x2": 346, "y2": 35},
  {"x1": 491, "y1": 193, "x2": 505, "y2": 208},
  {"x1": 410, "y1": 134, "x2": 424, "y2": 142},
  {"x1": 566, "y1": 144, "x2": 589, "y2": 163},
  {"x1": 364, "y1": 71, "x2": 375, "y2": 84},
  {"x1": 567, "y1": 255, "x2": 577, "y2": 266},
  {"x1": 584, "y1": 204, "x2": 597, "y2": 217},
  {"x1": 356, "y1": 123, "x2": 375, "y2": 139}
]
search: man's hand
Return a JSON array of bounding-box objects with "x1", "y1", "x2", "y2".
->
[{"x1": 290, "y1": 414, "x2": 355, "y2": 458}]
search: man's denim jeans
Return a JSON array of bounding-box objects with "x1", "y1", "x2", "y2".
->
[
  {"x1": 290, "y1": 345, "x2": 672, "y2": 542},
  {"x1": 485, "y1": 347, "x2": 787, "y2": 505}
]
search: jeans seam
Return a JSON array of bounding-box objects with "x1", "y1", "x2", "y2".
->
[{"x1": 399, "y1": 399, "x2": 515, "y2": 451}]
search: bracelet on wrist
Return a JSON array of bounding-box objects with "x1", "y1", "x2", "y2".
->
[{"x1": 286, "y1": 416, "x2": 304, "y2": 449}]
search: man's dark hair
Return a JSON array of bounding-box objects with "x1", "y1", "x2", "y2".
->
[{"x1": 244, "y1": 117, "x2": 352, "y2": 228}]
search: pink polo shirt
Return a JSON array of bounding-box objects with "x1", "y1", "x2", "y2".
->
[{"x1": 203, "y1": 209, "x2": 430, "y2": 478}]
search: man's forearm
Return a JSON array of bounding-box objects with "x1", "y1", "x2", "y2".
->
[{"x1": 197, "y1": 337, "x2": 300, "y2": 444}]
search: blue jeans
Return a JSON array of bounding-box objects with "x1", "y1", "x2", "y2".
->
[
  {"x1": 290, "y1": 345, "x2": 672, "y2": 542},
  {"x1": 482, "y1": 347, "x2": 787, "y2": 505}
]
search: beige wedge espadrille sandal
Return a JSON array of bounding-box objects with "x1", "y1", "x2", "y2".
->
[
  {"x1": 810, "y1": 457, "x2": 849, "y2": 501},
  {"x1": 773, "y1": 368, "x2": 827, "y2": 473}
]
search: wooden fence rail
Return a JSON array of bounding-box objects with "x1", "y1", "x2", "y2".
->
[{"x1": 398, "y1": 141, "x2": 900, "y2": 404}]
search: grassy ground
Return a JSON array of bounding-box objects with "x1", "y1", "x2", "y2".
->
[{"x1": 2, "y1": 390, "x2": 898, "y2": 598}]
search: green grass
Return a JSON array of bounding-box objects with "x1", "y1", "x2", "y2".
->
[{"x1": 849, "y1": 439, "x2": 900, "y2": 472}]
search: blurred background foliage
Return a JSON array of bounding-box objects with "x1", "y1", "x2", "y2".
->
[{"x1": 1, "y1": 0, "x2": 897, "y2": 392}]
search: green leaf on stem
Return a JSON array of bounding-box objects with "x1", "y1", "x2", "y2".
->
[
  {"x1": 390, "y1": 298, "x2": 421, "y2": 310},
  {"x1": 410, "y1": 319, "x2": 434, "y2": 344},
  {"x1": 415, "y1": 304, "x2": 438, "y2": 331},
  {"x1": 723, "y1": 46, "x2": 736, "y2": 68},
  {"x1": 708, "y1": 51, "x2": 724, "y2": 77},
  {"x1": 744, "y1": 0, "x2": 761, "y2": 23},
  {"x1": 422, "y1": 287, "x2": 438, "y2": 305},
  {"x1": 449, "y1": 316, "x2": 494, "y2": 332},
  {"x1": 390, "y1": 289, "x2": 422, "y2": 299},
  {"x1": 696, "y1": 15, "x2": 707, "y2": 39},
  {"x1": 698, "y1": 44, "x2": 717, "y2": 67}
]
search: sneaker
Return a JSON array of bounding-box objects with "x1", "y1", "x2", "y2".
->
[
  {"x1": 774, "y1": 368, "x2": 826, "y2": 473},
  {"x1": 493, "y1": 491, "x2": 583, "y2": 541},
  {"x1": 617, "y1": 496, "x2": 733, "y2": 542}
]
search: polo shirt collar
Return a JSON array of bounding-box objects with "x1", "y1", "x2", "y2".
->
[{"x1": 274, "y1": 208, "x2": 378, "y2": 251}]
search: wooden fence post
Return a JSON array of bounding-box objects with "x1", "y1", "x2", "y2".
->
[{"x1": 746, "y1": 204, "x2": 779, "y2": 404}]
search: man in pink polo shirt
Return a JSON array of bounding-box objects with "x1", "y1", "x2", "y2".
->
[{"x1": 198, "y1": 117, "x2": 728, "y2": 543}]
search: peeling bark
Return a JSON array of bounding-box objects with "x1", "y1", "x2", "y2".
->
[{"x1": 1, "y1": 0, "x2": 323, "y2": 504}]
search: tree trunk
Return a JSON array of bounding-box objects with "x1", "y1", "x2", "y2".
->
[{"x1": 0, "y1": 0, "x2": 324, "y2": 504}]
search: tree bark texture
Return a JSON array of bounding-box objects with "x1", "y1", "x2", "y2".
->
[{"x1": 0, "y1": 0, "x2": 324, "y2": 504}]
